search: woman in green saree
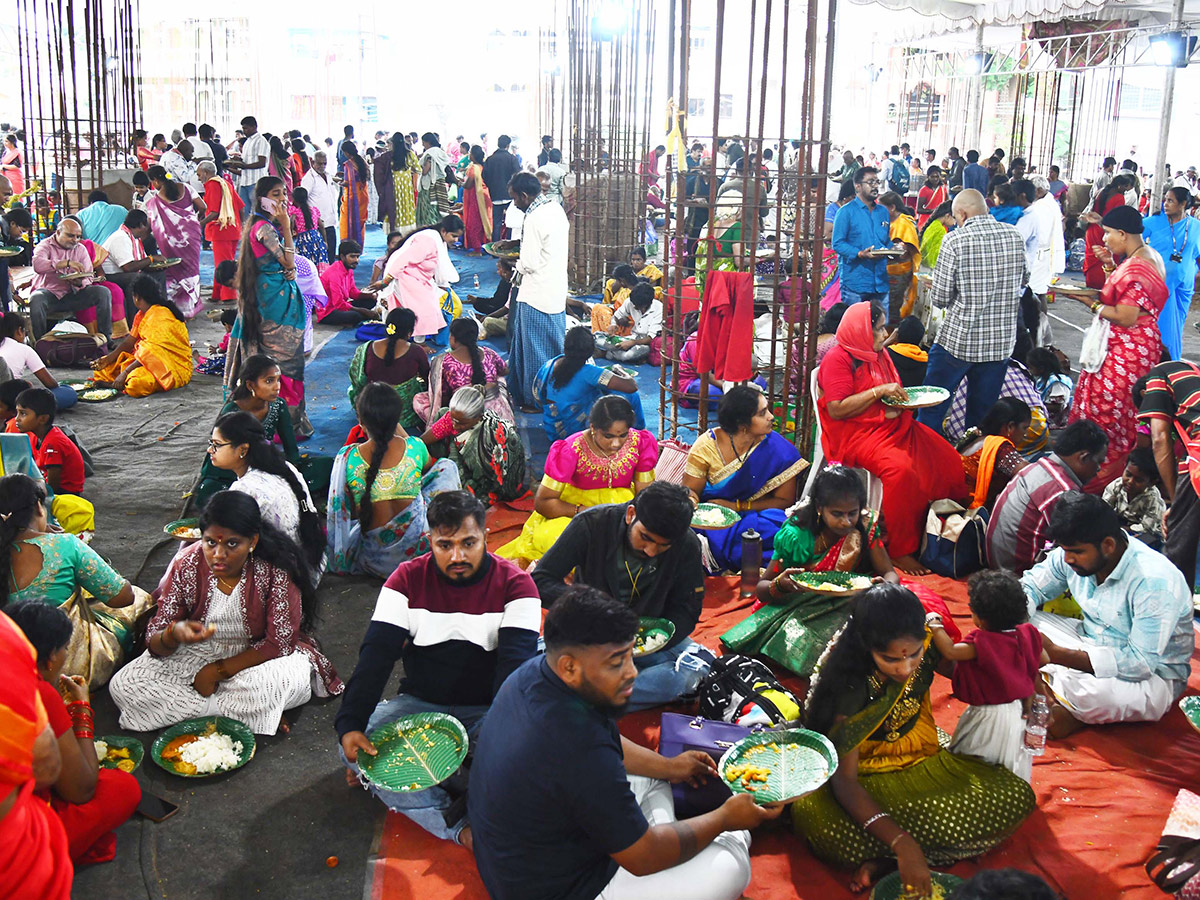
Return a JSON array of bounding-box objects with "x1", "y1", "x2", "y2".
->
[
  {"x1": 347, "y1": 308, "x2": 429, "y2": 433},
  {"x1": 421, "y1": 386, "x2": 527, "y2": 503},
  {"x1": 792, "y1": 584, "x2": 1036, "y2": 895}
]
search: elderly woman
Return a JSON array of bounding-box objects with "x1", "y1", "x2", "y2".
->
[
  {"x1": 144, "y1": 164, "x2": 205, "y2": 318},
  {"x1": 817, "y1": 302, "x2": 967, "y2": 574},
  {"x1": 421, "y1": 386, "x2": 527, "y2": 503},
  {"x1": 1066, "y1": 205, "x2": 1167, "y2": 492},
  {"x1": 682, "y1": 385, "x2": 808, "y2": 572},
  {"x1": 109, "y1": 491, "x2": 342, "y2": 735},
  {"x1": 197, "y1": 160, "x2": 241, "y2": 302}
]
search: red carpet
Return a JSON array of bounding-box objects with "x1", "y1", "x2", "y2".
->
[{"x1": 366, "y1": 567, "x2": 1200, "y2": 900}]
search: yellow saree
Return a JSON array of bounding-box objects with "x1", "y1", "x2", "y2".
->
[{"x1": 94, "y1": 304, "x2": 192, "y2": 397}]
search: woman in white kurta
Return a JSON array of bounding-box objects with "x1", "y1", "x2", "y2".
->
[
  {"x1": 380, "y1": 216, "x2": 464, "y2": 338},
  {"x1": 108, "y1": 491, "x2": 341, "y2": 735}
]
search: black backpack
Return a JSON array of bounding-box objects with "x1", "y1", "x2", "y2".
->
[
  {"x1": 889, "y1": 161, "x2": 910, "y2": 194},
  {"x1": 696, "y1": 654, "x2": 800, "y2": 726}
]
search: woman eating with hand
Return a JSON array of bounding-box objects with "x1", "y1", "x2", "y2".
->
[
  {"x1": 224, "y1": 176, "x2": 311, "y2": 438},
  {"x1": 421, "y1": 385, "x2": 527, "y2": 503},
  {"x1": 498, "y1": 395, "x2": 657, "y2": 564},
  {"x1": 1067, "y1": 204, "x2": 1167, "y2": 493},
  {"x1": 792, "y1": 584, "x2": 1035, "y2": 895},
  {"x1": 92, "y1": 274, "x2": 192, "y2": 397},
  {"x1": 682, "y1": 384, "x2": 808, "y2": 572},
  {"x1": 817, "y1": 302, "x2": 967, "y2": 574},
  {"x1": 109, "y1": 490, "x2": 342, "y2": 735},
  {"x1": 0, "y1": 474, "x2": 151, "y2": 687},
  {"x1": 532, "y1": 325, "x2": 643, "y2": 441},
  {"x1": 6, "y1": 601, "x2": 140, "y2": 865}
]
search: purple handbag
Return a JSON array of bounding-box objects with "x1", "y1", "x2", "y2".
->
[{"x1": 658, "y1": 713, "x2": 765, "y2": 818}]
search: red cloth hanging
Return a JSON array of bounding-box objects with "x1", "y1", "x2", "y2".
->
[{"x1": 695, "y1": 270, "x2": 755, "y2": 382}]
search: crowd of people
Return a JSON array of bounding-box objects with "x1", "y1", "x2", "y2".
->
[{"x1": 0, "y1": 118, "x2": 1198, "y2": 900}]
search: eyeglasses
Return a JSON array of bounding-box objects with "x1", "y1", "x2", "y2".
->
[
  {"x1": 862, "y1": 179, "x2": 881, "y2": 186},
  {"x1": 208, "y1": 439, "x2": 233, "y2": 450}
]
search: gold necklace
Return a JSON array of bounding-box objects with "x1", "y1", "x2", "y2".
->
[
  {"x1": 588, "y1": 431, "x2": 615, "y2": 459},
  {"x1": 868, "y1": 670, "x2": 922, "y2": 743},
  {"x1": 216, "y1": 572, "x2": 241, "y2": 593}
]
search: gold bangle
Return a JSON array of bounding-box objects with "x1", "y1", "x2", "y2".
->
[{"x1": 889, "y1": 832, "x2": 908, "y2": 850}]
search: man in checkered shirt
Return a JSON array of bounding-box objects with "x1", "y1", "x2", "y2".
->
[{"x1": 917, "y1": 188, "x2": 1029, "y2": 437}]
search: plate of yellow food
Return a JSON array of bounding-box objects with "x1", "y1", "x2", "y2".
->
[
  {"x1": 870, "y1": 871, "x2": 965, "y2": 900},
  {"x1": 151, "y1": 716, "x2": 255, "y2": 778},
  {"x1": 163, "y1": 517, "x2": 201, "y2": 541},
  {"x1": 79, "y1": 387, "x2": 119, "y2": 402},
  {"x1": 93, "y1": 735, "x2": 144, "y2": 772},
  {"x1": 718, "y1": 728, "x2": 837, "y2": 804}
]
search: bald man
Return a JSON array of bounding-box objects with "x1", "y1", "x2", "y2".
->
[{"x1": 917, "y1": 188, "x2": 1028, "y2": 437}]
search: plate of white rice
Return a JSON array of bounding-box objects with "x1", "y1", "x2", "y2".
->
[{"x1": 151, "y1": 716, "x2": 256, "y2": 778}]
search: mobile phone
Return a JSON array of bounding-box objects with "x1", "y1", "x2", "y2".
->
[{"x1": 136, "y1": 793, "x2": 180, "y2": 823}]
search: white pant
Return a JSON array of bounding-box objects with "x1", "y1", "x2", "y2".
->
[
  {"x1": 1034, "y1": 612, "x2": 1179, "y2": 725},
  {"x1": 597, "y1": 776, "x2": 752, "y2": 900}
]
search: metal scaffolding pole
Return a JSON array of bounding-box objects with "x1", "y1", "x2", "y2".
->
[{"x1": 1152, "y1": 0, "x2": 1186, "y2": 211}]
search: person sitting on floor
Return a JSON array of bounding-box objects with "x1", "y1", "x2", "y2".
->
[
  {"x1": 497, "y1": 395, "x2": 658, "y2": 565},
  {"x1": 1021, "y1": 492, "x2": 1194, "y2": 738},
  {"x1": 1102, "y1": 445, "x2": 1165, "y2": 545},
  {"x1": 592, "y1": 264, "x2": 641, "y2": 334},
  {"x1": 0, "y1": 311, "x2": 77, "y2": 411},
  {"x1": 207, "y1": 411, "x2": 324, "y2": 579},
  {"x1": 420, "y1": 386, "x2": 527, "y2": 503},
  {"x1": 682, "y1": 385, "x2": 807, "y2": 572},
  {"x1": 0, "y1": 474, "x2": 148, "y2": 687},
  {"x1": 347, "y1": 307, "x2": 430, "y2": 428},
  {"x1": 630, "y1": 245, "x2": 663, "y2": 287},
  {"x1": 533, "y1": 324, "x2": 643, "y2": 442},
  {"x1": 13, "y1": 388, "x2": 84, "y2": 495},
  {"x1": 468, "y1": 585, "x2": 780, "y2": 900},
  {"x1": 195, "y1": 354, "x2": 301, "y2": 509},
  {"x1": 336, "y1": 490, "x2": 539, "y2": 847},
  {"x1": 91, "y1": 275, "x2": 192, "y2": 397},
  {"x1": 109, "y1": 490, "x2": 342, "y2": 736},
  {"x1": 317, "y1": 240, "x2": 379, "y2": 326},
  {"x1": 326, "y1": 382, "x2": 461, "y2": 579},
  {"x1": 986, "y1": 420, "x2": 1108, "y2": 574},
  {"x1": 1025, "y1": 347, "x2": 1073, "y2": 429},
  {"x1": 956, "y1": 397, "x2": 1032, "y2": 511},
  {"x1": 532, "y1": 481, "x2": 710, "y2": 709},
  {"x1": 414, "y1": 318, "x2": 514, "y2": 424},
  {"x1": 594, "y1": 282, "x2": 663, "y2": 366},
  {"x1": 5, "y1": 601, "x2": 141, "y2": 865}
]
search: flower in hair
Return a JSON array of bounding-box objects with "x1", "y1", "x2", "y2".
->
[{"x1": 386, "y1": 323, "x2": 396, "y2": 335}]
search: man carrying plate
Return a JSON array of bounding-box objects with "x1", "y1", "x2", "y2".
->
[
  {"x1": 532, "y1": 481, "x2": 711, "y2": 709},
  {"x1": 469, "y1": 586, "x2": 783, "y2": 900},
  {"x1": 334, "y1": 491, "x2": 540, "y2": 847}
]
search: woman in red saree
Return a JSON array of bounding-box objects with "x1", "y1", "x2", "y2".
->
[
  {"x1": 1068, "y1": 204, "x2": 1167, "y2": 493},
  {"x1": 1082, "y1": 175, "x2": 1134, "y2": 289},
  {"x1": 0, "y1": 609, "x2": 72, "y2": 900},
  {"x1": 817, "y1": 302, "x2": 967, "y2": 574},
  {"x1": 461, "y1": 145, "x2": 492, "y2": 253}
]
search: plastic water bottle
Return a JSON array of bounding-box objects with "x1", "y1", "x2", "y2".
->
[
  {"x1": 740, "y1": 529, "x2": 762, "y2": 598},
  {"x1": 1023, "y1": 695, "x2": 1050, "y2": 756},
  {"x1": 473, "y1": 275, "x2": 480, "y2": 291}
]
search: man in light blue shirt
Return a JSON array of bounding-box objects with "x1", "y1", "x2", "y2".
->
[
  {"x1": 75, "y1": 190, "x2": 128, "y2": 245},
  {"x1": 1021, "y1": 493, "x2": 1193, "y2": 739},
  {"x1": 831, "y1": 166, "x2": 889, "y2": 306}
]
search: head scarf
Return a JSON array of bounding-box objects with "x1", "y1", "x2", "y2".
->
[
  {"x1": 1100, "y1": 204, "x2": 1143, "y2": 234},
  {"x1": 834, "y1": 302, "x2": 901, "y2": 387}
]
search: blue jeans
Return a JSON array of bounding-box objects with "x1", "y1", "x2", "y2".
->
[
  {"x1": 237, "y1": 184, "x2": 255, "y2": 214},
  {"x1": 339, "y1": 693, "x2": 488, "y2": 843},
  {"x1": 840, "y1": 288, "x2": 886, "y2": 307},
  {"x1": 916, "y1": 344, "x2": 1009, "y2": 437},
  {"x1": 627, "y1": 639, "x2": 712, "y2": 712}
]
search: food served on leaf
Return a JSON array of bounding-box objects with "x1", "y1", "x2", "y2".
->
[
  {"x1": 171, "y1": 525, "x2": 201, "y2": 539},
  {"x1": 80, "y1": 387, "x2": 118, "y2": 401},
  {"x1": 162, "y1": 726, "x2": 244, "y2": 776},
  {"x1": 789, "y1": 571, "x2": 872, "y2": 592},
  {"x1": 634, "y1": 630, "x2": 669, "y2": 655}
]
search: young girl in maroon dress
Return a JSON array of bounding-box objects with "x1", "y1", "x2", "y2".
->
[{"x1": 926, "y1": 569, "x2": 1046, "y2": 782}]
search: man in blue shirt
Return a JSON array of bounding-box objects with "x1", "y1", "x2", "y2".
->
[
  {"x1": 832, "y1": 166, "x2": 890, "y2": 306},
  {"x1": 1021, "y1": 493, "x2": 1193, "y2": 739},
  {"x1": 469, "y1": 586, "x2": 780, "y2": 900},
  {"x1": 75, "y1": 191, "x2": 127, "y2": 245},
  {"x1": 1144, "y1": 186, "x2": 1200, "y2": 360},
  {"x1": 962, "y1": 149, "x2": 990, "y2": 195}
]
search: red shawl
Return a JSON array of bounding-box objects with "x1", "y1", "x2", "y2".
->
[
  {"x1": 817, "y1": 302, "x2": 908, "y2": 440},
  {"x1": 148, "y1": 542, "x2": 343, "y2": 695}
]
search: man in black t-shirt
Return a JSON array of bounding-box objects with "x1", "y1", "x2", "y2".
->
[
  {"x1": 469, "y1": 587, "x2": 780, "y2": 900},
  {"x1": 1139, "y1": 359, "x2": 1200, "y2": 583}
]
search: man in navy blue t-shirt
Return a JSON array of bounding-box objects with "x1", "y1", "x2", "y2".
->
[{"x1": 468, "y1": 586, "x2": 781, "y2": 900}]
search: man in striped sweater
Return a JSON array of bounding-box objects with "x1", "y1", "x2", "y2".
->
[{"x1": 335, "y1": 491, "x2": 540, "y2": 847}]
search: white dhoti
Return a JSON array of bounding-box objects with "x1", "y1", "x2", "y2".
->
[
  {"x1": 1033, "y1": 611, "x2": 1179, "y2": 725},
  {"x1": 597, "y1": 775, "x2": 752, "y2": 900}
]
